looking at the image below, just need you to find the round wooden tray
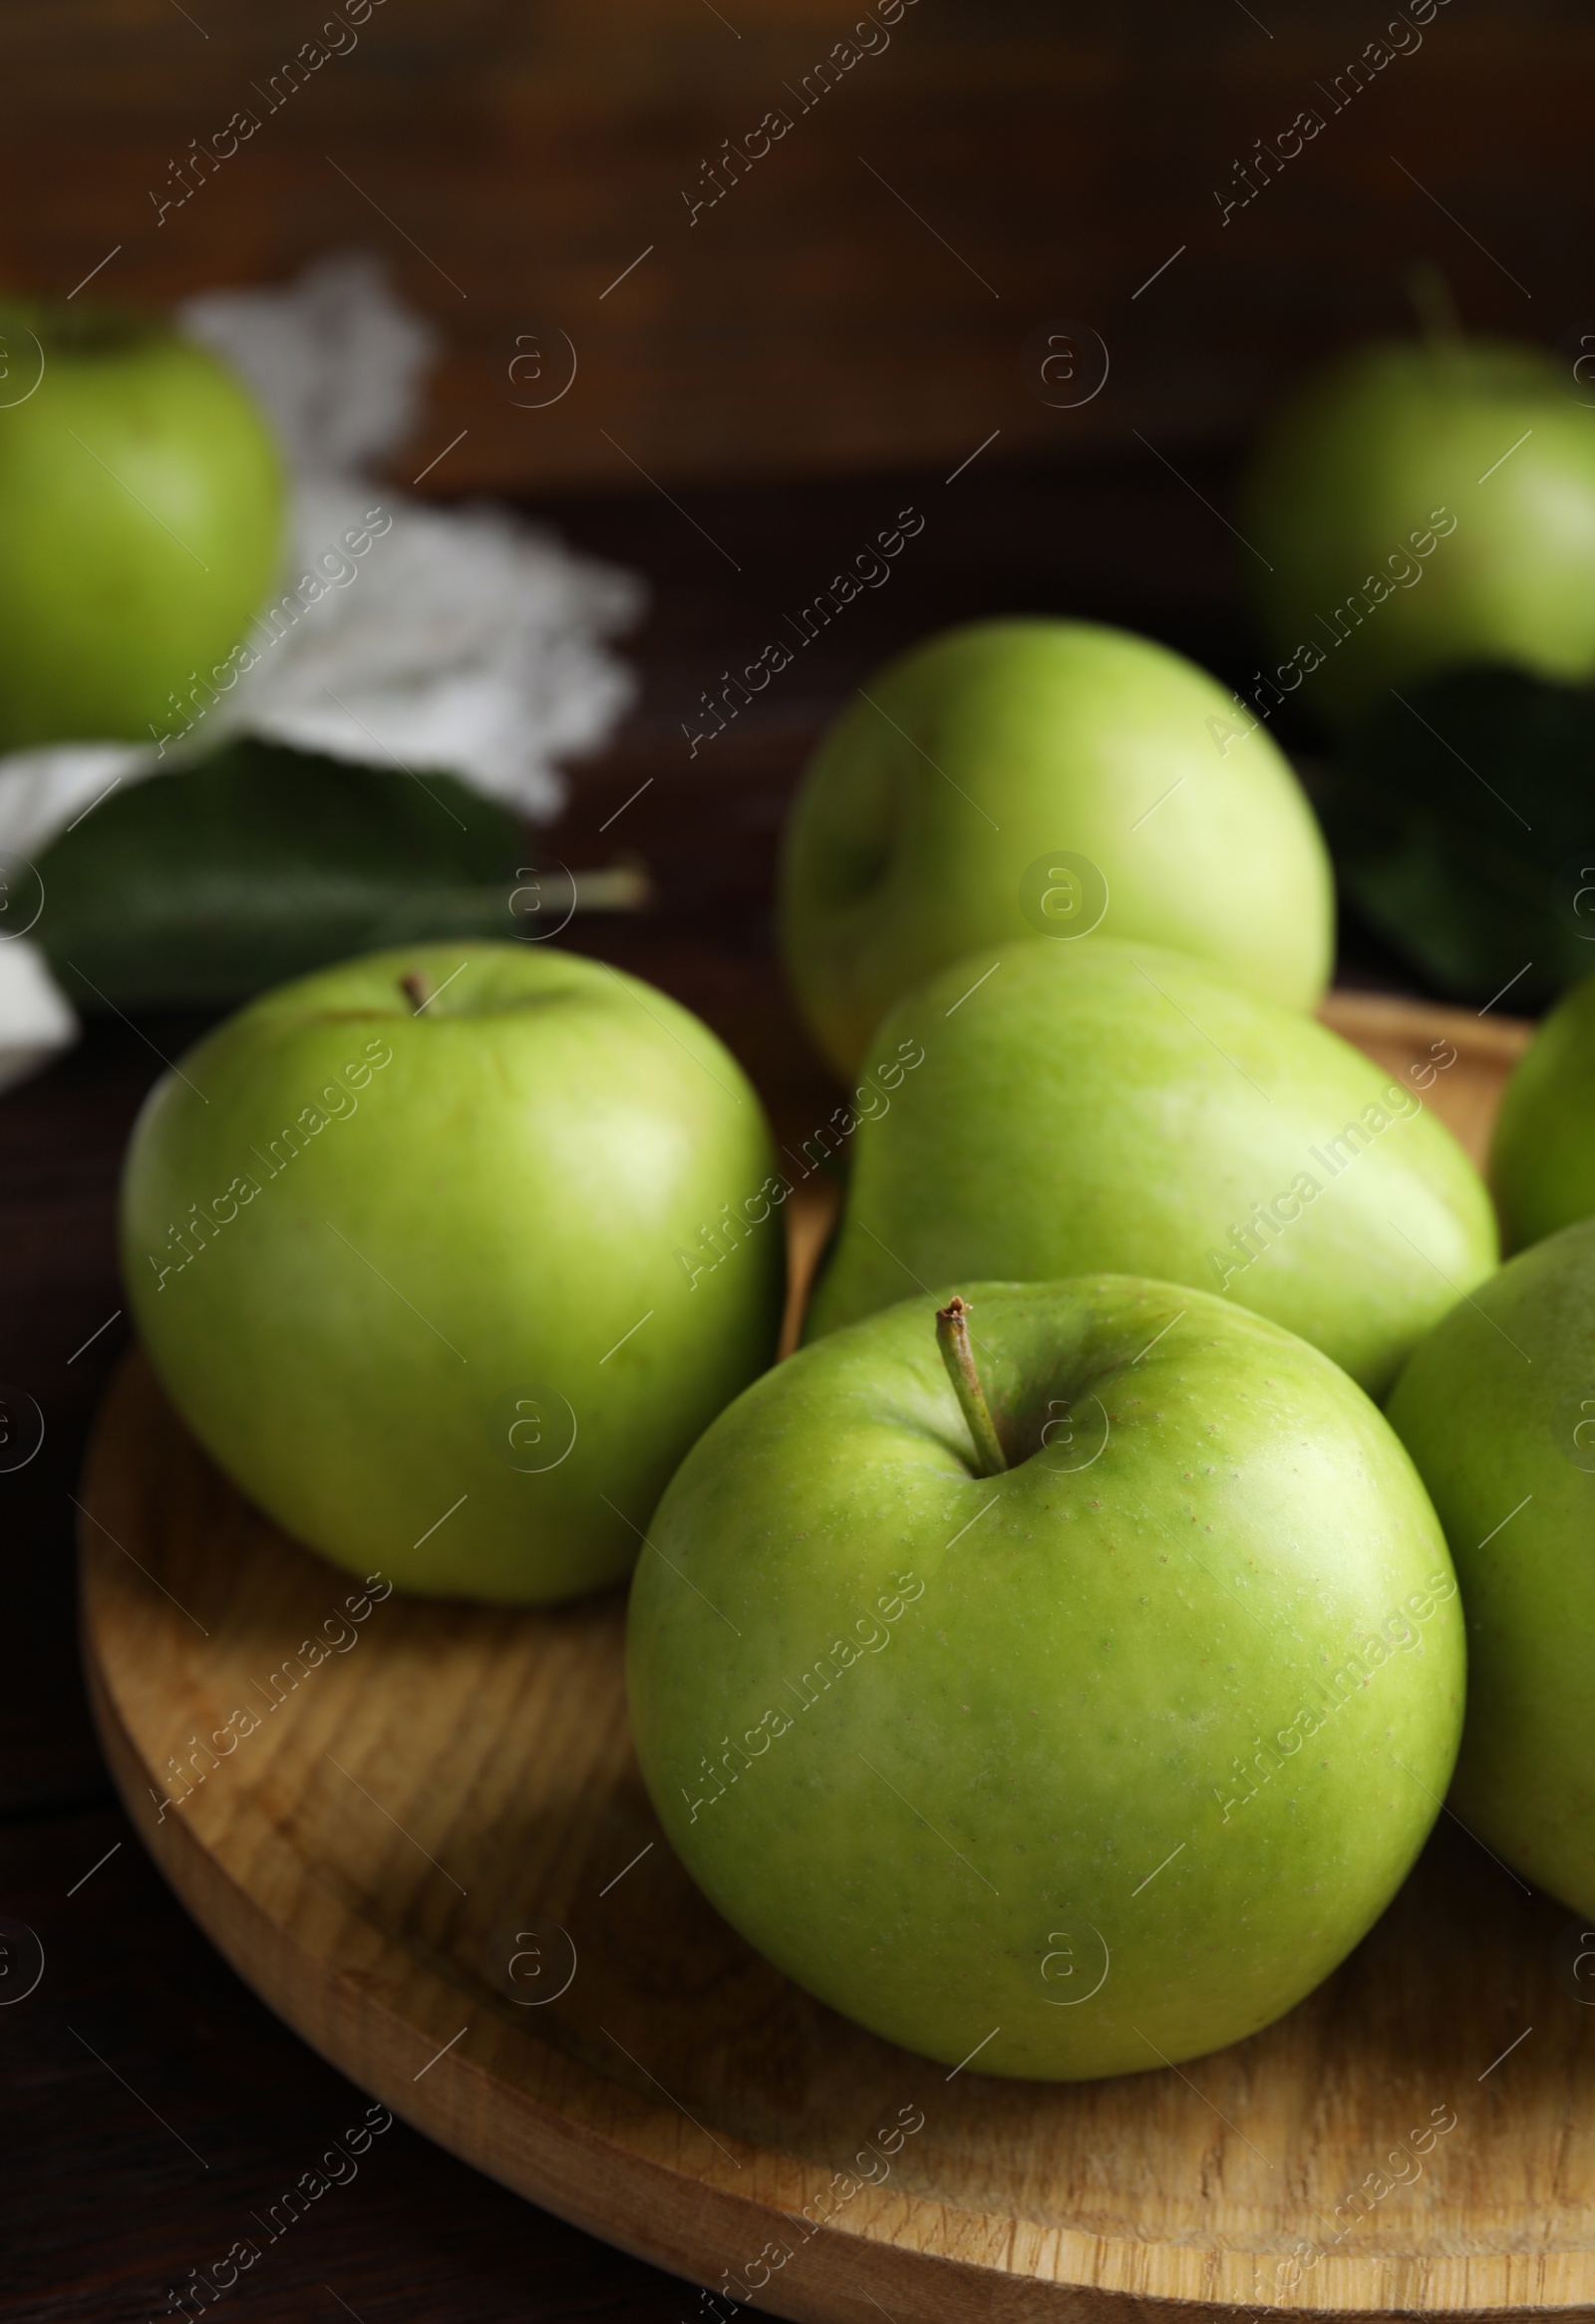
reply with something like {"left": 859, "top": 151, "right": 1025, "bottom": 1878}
{"left": 82, "top": 991, "right": 1595, "bottom": 2324}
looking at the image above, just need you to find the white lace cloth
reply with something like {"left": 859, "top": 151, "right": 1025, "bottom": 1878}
{"left": 0, "top": 253, "right": 644, "bottom": 1090}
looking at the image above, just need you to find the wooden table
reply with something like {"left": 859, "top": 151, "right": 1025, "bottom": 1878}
{"left": 0, "top": 448, "right": 1423, "bottom": 2321}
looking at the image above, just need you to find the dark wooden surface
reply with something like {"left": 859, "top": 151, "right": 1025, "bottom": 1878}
{"left": 2, "top": 0, "right": 1592, "bottom": 493}
{"left": 0, "top": 447, "right": 1414, "bottom": 2321}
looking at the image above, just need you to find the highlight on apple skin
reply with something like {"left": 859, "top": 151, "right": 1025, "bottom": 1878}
{"left": 777, "top": 617, "right": 1334, "bottom": 1081}
{"left": 803, "top": 935, "right": 1496, "bottom": 1397}
{"left": 121, "top": 942, "right": 786, "bottom": 1604}
{"left": 627, "top": 1276, "right": 1464, "bottom": 2080}
{"left": 1387, "top": 1217, "right": 1595, "bottom": 1917}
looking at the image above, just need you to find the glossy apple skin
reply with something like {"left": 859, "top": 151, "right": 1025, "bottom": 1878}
{"left": 628, "top": 1277, "right": 1462, "bottom": 2079}
{"left": 1387, "top": 1221, "right": 1595, "bottom": 1913}
{"left": 778, "top": 618, "right": 1333, "bottom": 1079}
{"left": 1489, "top": 967, "right": 1595, "bottom": 1249}
{"left": 121, "top": 943, "right": 784, "bottom": 1603}
{"left": 0, "top": 304, "right": 283, "bottom": 747}
{"left": 805, "top": 937, "right": 1496, "bottom": 1397}
{"left": 1241, "top": 338, "right": 1595, "bottom": 730}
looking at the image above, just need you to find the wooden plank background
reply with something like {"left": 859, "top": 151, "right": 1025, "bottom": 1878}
{"left": 0, "top": 1, "right": 1590, "bottom": 486}
{"left": 2, "top": 2, "right": 1589, "bottom": 493}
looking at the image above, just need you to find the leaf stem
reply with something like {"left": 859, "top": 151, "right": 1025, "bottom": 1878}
{"left": 935, "top": 1296, "right": 1007, "bottom": 1478}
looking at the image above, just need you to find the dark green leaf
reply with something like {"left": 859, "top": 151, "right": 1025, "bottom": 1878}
{"left": 34, "top": 740, "right": 531, "bottom": 1011}
{"left": 1321, "top": 667, "right": 1595, "bottom": 1007}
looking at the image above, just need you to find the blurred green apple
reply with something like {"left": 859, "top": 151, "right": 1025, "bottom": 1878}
{"left": 805, "top": 937, "right": 1495, "bottom": 1395}
{"left": 1490, "top": 965, "right": 1595, "bottom": 1249}
{"left": 778, "top": 618, "right": 1333, "bottom": 1080}
{"left": 628, "top": 1276, "right": 1463, "bottom": 2079}
{"left": 1241, "top": 337, "right": 1595, "bottom": 730}
{"left": 0, "top": 301, "right": 283, "bottom": 747}
{"left": 122, "top": 943, "right": 784, "bottom": 1603}
{"left": 1387, "top": 1219, "right": 1595, "bottom": 1913}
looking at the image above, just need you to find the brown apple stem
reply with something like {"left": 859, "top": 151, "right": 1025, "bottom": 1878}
{"left": 400, "top": 970, "right": 433, "bottom": 1014}
{"left": 1407, "top": 260, "right": 1460, "bottom": 352}
{"left": 935, "top": 1297, "right": 1007, "bottom": 1478}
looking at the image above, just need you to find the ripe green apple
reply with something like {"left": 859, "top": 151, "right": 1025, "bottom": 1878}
{"left": 121, "top": 943, "right": 784, "bottom": 1603}
{"left": 627, "top": 1276, "right": 1463, "bottom": 2079}
{"left": 778, "top": 618, "right": 1333, "bottom": 1080}
{"left": 805, "top": 937, "right": 1495, "bottom": 1396}
{"left": 1241, "top": 336, "right": 1595, "bottom": 731}
{"left": 1386, "top": 1219, "right": 1595, "bottom": 1913}
{"left": 1489, "top": 965, "right": 1595, "bottom": 1250}
{"left": 0, "top": 301, "right": 283, "bottom": 747}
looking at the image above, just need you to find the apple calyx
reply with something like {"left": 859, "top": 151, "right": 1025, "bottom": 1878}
{"left": 400, "top": 970, "right": 433, "bottom": 1014}
{"left": 935, "top": 1296, "right": 1008, "bottom": 1478}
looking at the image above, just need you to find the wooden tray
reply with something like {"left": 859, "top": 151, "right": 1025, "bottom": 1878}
{"left": 82, "top": 990, "right": 1592, "bottom": 2324}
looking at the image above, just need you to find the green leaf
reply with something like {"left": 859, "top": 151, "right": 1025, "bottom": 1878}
{"left": 34, "top": 740, "right": 531, "bottom": 1011}
{"left": 1321, "top": 667, "right": 1595, "bottom": 1008}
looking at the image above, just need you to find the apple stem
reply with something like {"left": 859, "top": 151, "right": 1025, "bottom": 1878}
{"left": 400, "top": 971, "right": 433, "bottom": 1014}
{"left": 1408, "top": 260, "right": 1461, "bottom": 353}
{"left": 935, "top": 1297, "right": 1007, "bottom": 1478}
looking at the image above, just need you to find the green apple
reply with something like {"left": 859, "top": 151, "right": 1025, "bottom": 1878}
{"left": 1387, "top": 1218, "right": 1595, "bottom": 1913}
{"left": 805, "top": 937, "right": 1495, "bottom": 1396}
{"left": 1241, "top": 336, "right": 1595, "bottom": 731}
{"left": 121, "top": 942, "right": 784, "bottom": 1603}
{"left": 0, "top": 301, "right": 283, "bottom": 747}
{"left": 627, "top": 1276, "right": 1463, "bottom": 2079}
{"left": 1489, "top": 965, "right": 1595, "bottom": 1249}
{"left": 778, "top": 618, "right": 1333, "bottom": 1080}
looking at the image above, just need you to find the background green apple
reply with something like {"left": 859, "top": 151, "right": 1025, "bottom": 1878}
{"left": 805, "top": 937, "right": 1495, "bottom": 1395}
{"left": 1489, "top": 964, "right": 1595, "bottom": 1249}
{"left": 778, "top": 618, "right": 1334, "bottom": 1080}
{"left": 1387, "top": 1219, "right": 1595, "bottom": 1914}
{"left": 0, "top": 301, "right": 283, "bottom": 747}
{"left": 628, "top": 1277, "right": 1463, "bottom": 2079}
{"left": 1241, "top": 336, "right": 1595, "bottom": 731}
{"left": 122, "top": 942, "right": 784, "bottom": 1603}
